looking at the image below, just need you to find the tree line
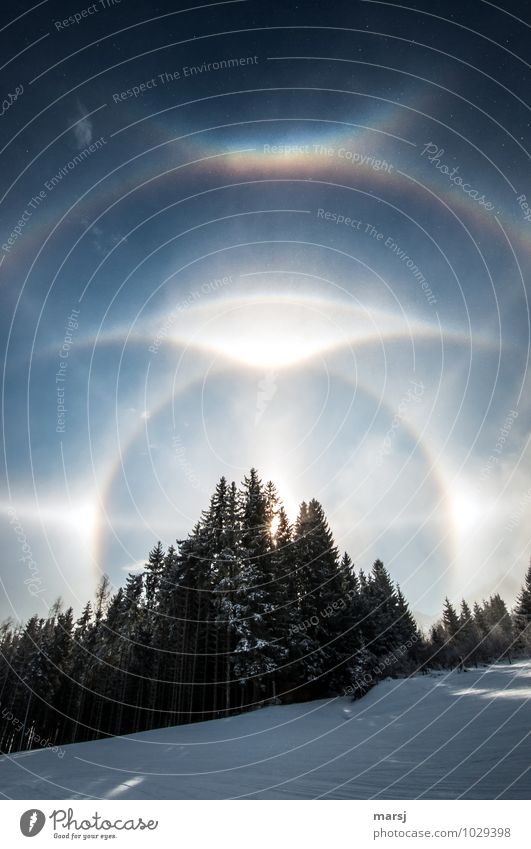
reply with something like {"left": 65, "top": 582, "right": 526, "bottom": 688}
{"left": 1, "top": 469, "right": 530, "bottom": 754}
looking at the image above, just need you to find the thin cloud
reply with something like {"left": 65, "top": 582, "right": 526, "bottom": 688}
{"left": 72, "top": 102, "right": 93, "bottom": 149}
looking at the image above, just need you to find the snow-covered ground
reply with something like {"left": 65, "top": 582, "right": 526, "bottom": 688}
{"left": 1, "top": 661, "right": 529, "bottom": 800}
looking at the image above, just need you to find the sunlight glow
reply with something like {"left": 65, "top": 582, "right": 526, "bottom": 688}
{"left": 66, "top": 502, "right": 98, "bottom": 541}
{"left": 170, "top": 297, "right": 359, "bottom": 370}
{"left": 451, "top": 491, "right": 483, "bottom": 535}
{"left": 188, "top": 301, "right": 348, "bottom": 369}
{"left": 0, "top": 500, "right": 98, "bottom": 545}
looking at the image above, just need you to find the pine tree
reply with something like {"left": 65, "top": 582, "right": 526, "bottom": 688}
{"left": 66, "top": 601, "right": 93, "bottom": 742}
{"left": 485, "top": 594, "right": 514, "bottom": 661}
{"left": 513, "top": 561, "right": 531, "bottom": 653}
{"left": 473, "top": 601, "right": 489, "bottom": 635}
{"left": 442, "top": 598, "right": 460, "bottom": 639}
{"left": 267, "top": 506, "right": 299, "bottom": 700}
{"left": 290, "top": 499, "right": 347, "bottom": 694}
{"left": 395, "top": 586, "right": 420, "bottom": 648}
{"left": 174, "top": 524, "right": 213, "bottom": 723}
{"left": 9, "top": 615, "right": 43, "bottom": 751}
{"left": 45, "top": 605, "right": 75, "bottom": 745}
{"left": 0, "top": 620, "right": 18, "bottom": 752}
{"left": 76, "top": 579, "right": 110, "bottom": 742}
{"left": 145, "top": 541, "right": 165, "bottom": 612}
{"left": 229, "top": 470, "right": 286, "bottom": 706}
{"left": 331, "top": 553, "right": 372, "bottom": 692}
{"left": 428, "top": 622, "right": 448, "bottom": 668}
{"left": 364, "top": 560, "right": 401, "bottom": 660}
{"left": 458, "top": 600, "right": 480, "bottom": 667}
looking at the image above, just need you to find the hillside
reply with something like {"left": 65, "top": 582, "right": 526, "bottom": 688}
{"left": 1, "top": 661, "right": 529, "bottom": 800}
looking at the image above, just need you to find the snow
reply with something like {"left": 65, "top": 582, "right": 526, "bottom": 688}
{"left": 1, "top": 661, "right": 529, "bottom": 800}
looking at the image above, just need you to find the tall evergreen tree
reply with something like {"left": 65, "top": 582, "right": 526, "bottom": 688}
{"left": 485, "top": 594, "right": 514, "bottom": 661}
{"left": 458, "top": 600, "right": 480, "bottom": 667}
{"left": 514, "top": 561, "right": 531, "bottom": 652}
{"left": 290, "top": 499, "right": 347, "bottom": 694}
{"left": 229, "top": 470, "right": 286, "bottom": 705}
{"left": 364, "top": 560, "right": 401, "bottom": 659}
{"left": 442, "top": 598, "right": 460, "bottom": 640}
{"left": 145, "top": 541, "right": 165, "bottom": 612}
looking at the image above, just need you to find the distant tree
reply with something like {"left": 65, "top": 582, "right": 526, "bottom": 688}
{"left": 513, "top": 562, "right": 531, "bottom": 654}
{"left": 458, "top": 600, "right": 480, "bottom": 667}
{"left": 427, "top": 622, "right": 449, "bottom": 668}
{"left": 484, "top": 594, "right": 514, "bottom": 661}
{"left": 442, "top": 598, "right": 460, "bottom": 640}
{"left": 395, "top": 586, "right": 421, "bottom": 649}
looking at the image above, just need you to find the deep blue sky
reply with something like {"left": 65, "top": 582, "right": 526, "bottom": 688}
{"left": 1, "top": 0, "right": 530, "bottom": 624}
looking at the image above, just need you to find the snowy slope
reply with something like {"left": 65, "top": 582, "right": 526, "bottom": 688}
{"left": 1, "top": 661, "right": 530, "bottom": 800}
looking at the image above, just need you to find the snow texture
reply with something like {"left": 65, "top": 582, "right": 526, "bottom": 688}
{"left": 1, "top": 661, "right": 529, "bottom": 800}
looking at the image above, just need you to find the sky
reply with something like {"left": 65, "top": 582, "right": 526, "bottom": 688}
{"left": 0, "top": 0, "right": 530, "bottom": 626}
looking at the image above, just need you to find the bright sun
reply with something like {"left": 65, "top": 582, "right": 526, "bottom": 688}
{"left": 172, "top": 297, "right": 353, "bottom": 369}
{"left": 66, "top": 502, "right": 97, "bottom": 539}
{"left": 451, "top": 491, "right": 483, "bottom": 535}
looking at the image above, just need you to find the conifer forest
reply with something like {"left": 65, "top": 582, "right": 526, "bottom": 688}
{"left": 2, "top": 469, "right": 530, "bottom": 756}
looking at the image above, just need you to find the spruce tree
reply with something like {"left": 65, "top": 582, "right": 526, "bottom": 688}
{"left": 514, "top": 562, "right": 531, "bottom": 653}
{"left": 291, "top": 499, "right": 346, "bottom": 693}
{"left": 395, "top": 586, "right": 420, "bottom": 647}
{"left": 364, "top": 560, "right": 401, "bottom": 660}
{"left": 230, "top": 470, "right": 285, "bottom": 705}
{"left": 332, "top": 553, "right": 372, "bottom": 692}
{"left": 458, "top": 600, "right": 480, "bottom": 667}
{"left": 485, "top": 594, "right": 514, "bottom": 661}
{"left": 145, "top": 541, "right": 165, "bottom": 612}
{"left": 268, "top": 506, "right": 299, "bottom": 699}
{"left": 442, "top": 598, "right": 460, "bottom": 639}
